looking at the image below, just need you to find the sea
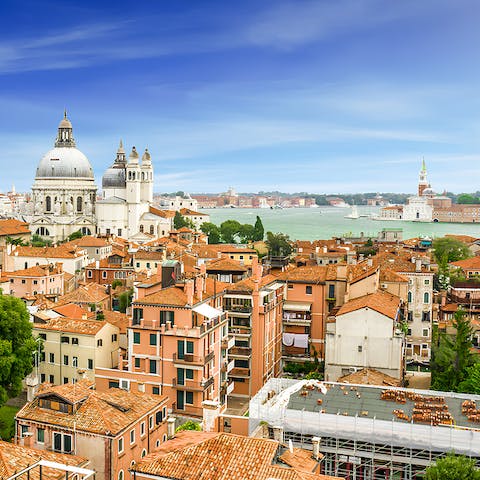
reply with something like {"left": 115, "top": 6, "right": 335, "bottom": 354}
{"left": 202, "top": 206, "right": 480, "bottom": 241}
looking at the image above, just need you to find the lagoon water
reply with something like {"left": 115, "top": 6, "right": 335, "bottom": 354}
{"left": 203, "top": 206, "right": 480, "bottom": 241}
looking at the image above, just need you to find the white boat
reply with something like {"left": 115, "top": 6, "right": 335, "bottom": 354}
{"left": 344, "top": 205, "right": 359, "bottom": 219}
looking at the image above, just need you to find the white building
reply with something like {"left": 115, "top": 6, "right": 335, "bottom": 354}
{"left": 97, "top": 142, "right": 170, "bottom": 240}
{"left": 23, "top": 113, "right": 97, "bottom": 243}
{"left": 325, "top": 290, "right": 404, "bottom": 381}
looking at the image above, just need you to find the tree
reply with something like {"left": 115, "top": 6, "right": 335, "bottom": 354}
{"left": 67, "top": 230, "right": 83, "bottom": 241}
{"left": 433, "top": 237, "right": 471, "bottom": 265}
{"left": 200, "top": 222, "right": 221, "bottom": 244}
{"left": 220, "top": 220, "right": 241, "bottom": 243}
{"left": 5, "top": 236, "right": 25, "bottom": 246}
{"left": 239, "top": 224, "right": 255, "bottom": 243}
{"left": 424, "top": 452, "right": 480, "bottom": 479}
{"left": 253, "top": 216, "right": 264, "bottom": 241}
{"left": 458, "top": 363, "right": 480, "bottom": 394}
{"left": 30, "top": 234, "right": 52, "bottom": 247}
{"left": 265, "top": 231, "right": 292, "bottom": 257}
{"left": 175, "top": 419, "right": 201, "bottom": 432}
{"left": 457, "top": 193, "right": 480, "bottom": 205}
{"left": 111, "top": 279, "right": 123, "bottom": 289}
{"left": 0, "top": 293, "right": 37, "bottom": 406}
{"left": 431, "top": 309, "right": 476, "bottom": 392}
{"left": 173, "top": 212, "right": 193, "bottom": 230}
{"left": 118, "top": 289, "right": 133, "bottom": 313}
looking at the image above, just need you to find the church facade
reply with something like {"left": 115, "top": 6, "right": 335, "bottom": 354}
{"left": 23, "top": 113, "right": 97, "bottom": 243}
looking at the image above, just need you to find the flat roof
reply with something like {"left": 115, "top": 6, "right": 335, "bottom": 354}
{"left": 287, "top": 383, "right": 479, "bottom": 429}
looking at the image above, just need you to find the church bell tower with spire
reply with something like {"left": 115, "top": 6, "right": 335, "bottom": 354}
{"left": 418, "top": 158, "right": 429, "bottom": 196}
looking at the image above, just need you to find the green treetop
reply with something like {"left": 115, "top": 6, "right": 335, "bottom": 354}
{"left": 424, "top": 452, "right": 480, "bottom": 479}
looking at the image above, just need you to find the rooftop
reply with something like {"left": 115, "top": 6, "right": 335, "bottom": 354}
{"left": 0, "top": 219, "right": 31, "bottom": 236}
{"left": 336, "top": 290, "right": 401, "bottom": 319}
{"left": 33, "top": 316, "right": 109, "bottom": 335}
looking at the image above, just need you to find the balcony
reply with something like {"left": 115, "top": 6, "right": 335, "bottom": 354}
{"left": 221, "top": 337, "right": 235, "bottom": 350}
{"left": 173, "top": 353, "right": 208, "bottom": 366}
{"left": 230, "top": 367, "right": 250, "bottom": 378}
{"left": 172, "top": 376, "right": 214, "bottom": 391}
{"left": 221, "top": 359, "right": 235, "bottom": 373}
{"left": 450, "top": 294, "right": 480, "bottom": 305}
{"left": 228, "top": 346, "right": 251, "bottom": 358}
{"left": 171, "top": 402, "right": 203, "bottom": 417}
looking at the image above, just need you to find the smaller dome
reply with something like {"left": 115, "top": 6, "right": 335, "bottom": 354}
{"left": 142, "top": 148, "right": 151, "bottom": 162}
{"left": 59, "top": 117, "right": 72, "bottom": 129}
{"left": 422, "top": 187, "right": 435, "bottom": 195}
{"left": 129, "top": 146, "right": 139, "bottom": 164}
{"left": 102, "top": 167, "right": 126, "bottom": 189}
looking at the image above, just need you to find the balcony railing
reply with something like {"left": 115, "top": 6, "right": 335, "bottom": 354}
{"left": 221, "top": 359, "right": 235, "bottom": 373}
{"left": 228, "top": 346, "right": 251, "bottom": 357}
{"left": 450, "top": 294, "right": 480, "bottom": 305}
{"left": 171, "top": 402, "right": 203, "bottom": 417}
{"left": 173, "top": 353, "right": 206, "bottom": 366}
{"left": 172, "top": 376, "right": 214, "bottom": 391}
{"left": 230, "top": 367, "right": 250, "bottom": 377}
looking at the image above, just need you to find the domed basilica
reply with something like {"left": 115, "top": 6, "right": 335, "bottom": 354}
{"left": 25, "top": 112, "right": 97, "bottom": 242}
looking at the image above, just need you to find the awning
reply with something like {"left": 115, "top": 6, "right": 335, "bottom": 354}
{"left": 283, "top": 301, "right": 312, "bottom": 312}
{"left": 193, "top": 303, "right": 223, "bottom": 319}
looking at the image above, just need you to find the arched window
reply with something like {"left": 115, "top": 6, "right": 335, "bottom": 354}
{"left": 81, "top": 227, "right": 91, "bottom": 235}
{"left": 407, "top": 291, "right": 412, "bottom": 303}
{"left": 46, "top": 196, "right": 51, "bottom": 212}
{"left": 35, "top": 227, "right": 50, "bottom": 237}
{"left": 150, "top": 225, "right": 154, "bottom": 235}
{"left": 139, "top": 225, "right": 144, "bottom": 233}
{"left": 141, "top": 449, "right": 147, "bottom": 458}
{"left": 128, "top": 171, "right": 132, "bottom": 180}
{"left": 118, "top": 470, "right": 124, "bottom": 480}
{"left": 77, "top": 197, "right": 82, "bottom": 212}
{"left": 141, "top": 172, "right": 145, "bottom": 181}
{"left": 424, "top": 292, "right": 429, "bottom": 304}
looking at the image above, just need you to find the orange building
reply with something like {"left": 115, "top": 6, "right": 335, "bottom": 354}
{"left": 6, "top": 263, "right": 64, "bottom": 299}
{"left": 96, "top": 273, "right": 229, "bottom": 423}
{"left": 16, "top": 380, "right": 168, "bottom": 480}
{"left": 224, "top": 262, "right": 285, "bottom": 399}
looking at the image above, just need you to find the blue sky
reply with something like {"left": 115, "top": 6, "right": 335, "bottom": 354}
{"left": 1, "top": 0, "right": 480, "bottom": 194}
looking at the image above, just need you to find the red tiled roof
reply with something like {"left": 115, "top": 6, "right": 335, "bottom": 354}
{"left": 0, "top": 219, "right": 31, "bottom": 236}
{"left": 12, "top": 245, "right": 85, "bottom": 259}
{"left": 337, "top": 291, "right": 401, "bottom": 319}
{"left": 451, "top": 256, "right": 480, "bottom": 270}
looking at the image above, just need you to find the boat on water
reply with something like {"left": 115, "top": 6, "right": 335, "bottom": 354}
{"left": 344, "top": 205, "right": 359, "bottom": 219}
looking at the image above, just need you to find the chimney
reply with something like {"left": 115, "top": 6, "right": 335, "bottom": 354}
{"left": 56, "top": 262, "right": 63, "bottom": 272}
{"left": 167, "top": 417, "right": 176, "bottom": 439}
{"left": 23, "top": 432, "right": 33, "bottom": 448}
{"left": 185, "top": 280, "right": 194, "bottom": 305}
{"left": 195, "top": 275, "right": 204, "bottom": 302}
{"left": 323, "top": 246, "right": 327, "bottom": 253}
{"left": 312, "top": 436, "right": 321, "bottom": 460}
{"left": 367, "top": 257, "right": 373, "bottom": 267}
{"left": 415, "top": 258, "right": 422, "bottom": 272}
{"left": 25, "top": 374, "right": 39, "bottom": 402}
{"left": 200, "top": 263, "right": 207, "bottom": 277}
{"left": 95, "top": 260, "right": 100, "bottom": 270}
{"left": 272, "top": 425, "right": 284, "bottom": 443}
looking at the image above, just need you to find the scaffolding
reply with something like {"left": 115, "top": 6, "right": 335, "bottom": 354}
{"left": 250, "top": 378, "right": 480, "bottom": 480}
{"left": 7, "top": 460, "right": 95, "bottom": 480}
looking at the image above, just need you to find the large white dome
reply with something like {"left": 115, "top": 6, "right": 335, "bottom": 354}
{"left": 35, "top": 146, "right": 94, "bottom": 179}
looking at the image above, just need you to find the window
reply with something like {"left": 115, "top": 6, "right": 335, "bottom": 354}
{"left": 146, "top": 262, "right": 150, "bottom": 269}
{"left": 149, "top": 359, "right": 157, "bottom": 374}
{"left": 328, "top": 284, "right": 335, "bottom": 298}
{"left": 186, "top": 369, "right": 194, "bottom": 380}
{"left": 422, "top": 328, "right": 430, "bottom": 337}
{"left": 407, "top": 291, "right": 412, "bottom": 303}
{"left": 149, "top": 415, "right": 154, "bottom": 430}
{"left": 152, "top": 386, "right": 160, "bottom": 395}
{"left": 63, "top": 355, "right": 69, "bottom": 366}
{"left": 141, "top": 448, "right": 147, "bottom": 458}
{"left": 53, "top": 432, "right": 72, "bottom": 453}
{"left": 118, "top": 437, "right": 124, "bottom": 454}
{"left": 61, "top": 336, "right": 69, "bottom": 344}
{"left": 160, "top": 310, "right": 175, "bottom": 325}
{"left": 422, "top": 311, "right": 430, "bottom": 322}
{"left": 133, "top": 332, "right": 141, "bottom": 344}
{"left": 135, "top": 358, "right": 140, "bottom": 368}
{"left": 109, "top": 380, "right": 120, "bottom": 388}
{"left": 87, "top": 270, "right": 93, "bottom": 278}
{"left": 130, "top": 429, "right": 135, "bottom": 445}
{"left": 49, "top": 353, "right": 55, "bottom": 363}
{"left": 46, "top": 196, "right": 52, "bottom": 212}
{"left": 97, "top": 339, "right": 103, "bottom": 347}
{"left": 102, "top": 271, "right": 107, "bottom": 279}
{"left": 76, "top": 196, "right": 82, "bottom": 212}
{"left": 41, "top": 373, "right": 46, "bottom": 383}
{"left": 63, "top": 377, "right": 68, "bottom": 384}
{"left": 424, "top": 279, "right": 430, "bottom": 285}
{"left": 306, "top": 285, "right": 312, "bottom": 295}
{"left": 407, "top": 328, "right": 412, "bottom": 336}
{"left": 37, "top": 428, "right": 45, "bottom": 443}
{"left": 136, "top": 262, "right": 140, "bottom": 268}
{"left": 21, "top": 279, "right": 26, "bottom": 284}
{"left": 288, "top": 284, "right": 293, "bottom": 289}
{"left": 187, "top": 341, "right": 194, "bottom": 354}
{"left": 140, "top": 225, "right": 144, "bottom": 233}
{"left": 39, "top": 333, "right": 47, "bottom": 340}
{"left": 49, "top": 375, "right": 54, "bottom": 383}
{"left": 21, "top": 425, "right": 29, "bottom": 437}
{"left": 358, "top": 345, "right": 363, "bottom": 352}
{"left": 87, "top": 359, "right": 93, "bottom": 370}
{"left": 156, "top": 410, "right": 163, "bottom": 424}
{"left": 150, "top": 333, "right": 157, "bottom": 346}
{"left": 72, "top": 356, "right": 78, "bottom": 367}
{"left": 423, "top": 292, "right": 430, "bottom": 304}
{"left": 185, "top": 391, "right": 194, "bottom": 404}
{"left": 141, "top": 422, "right": 146, "bottom": 436}
{"left": 118, "top": 471, "right": 124, "bottom": 480}
{"left": 133, "top": 308, "right": 143, "bottom": 325}
{"left": 112, "top": 334, "right": 117, "bottom": 342}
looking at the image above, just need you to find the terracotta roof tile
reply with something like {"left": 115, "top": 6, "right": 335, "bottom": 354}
{"left": 34, "top": 317, "right": 108, "bottom": 335}
{"left": 451, "top": 256, "right": 480, "bottom": 270}
{"left": 17, "top": 386, "right": 167, "bottom": 436}
{"left": 57, "top": 283, "right": 109, "bottom": 305}
{"left": 206, "top": 257, "right": 248, "bottom": 272}
{"left": 336, "top": 291, "right": 401, "bottom": 319}
{"left": 0, "top": 219, "right": 31, "bottom": 236}
{"left": 6, "top": 264, "right": 63, "bottom": 277}
{"left": 52, "top": 303, "right": 93, "bottom": 319}
{"left": 279, "top": 265, "right": 339, "bottom": 283}
{"left": 66, "top": 236, "right": 110, "bottom": 247}
{"left": 133, "top": 432, "right": 342, "bottom": 480}
{"left": 12, "top": 245, "right": 85, "bottom": 259}
{"left": 226, "top": 274, "right": 279, "bottom": 293}
{"left": 338, "top": 368, "right": 400, "bottom": 387}
{"left": 0, "top": 440, "right": 88, "bottom": 480}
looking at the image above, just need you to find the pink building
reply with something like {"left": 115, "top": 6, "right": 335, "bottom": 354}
{"left": 7, "top": 263, "right": 64, "bottom": 299}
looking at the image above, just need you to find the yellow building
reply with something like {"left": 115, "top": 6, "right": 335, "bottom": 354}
{"left": 34, "top": 317, "right": 119, "bottom": 385}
